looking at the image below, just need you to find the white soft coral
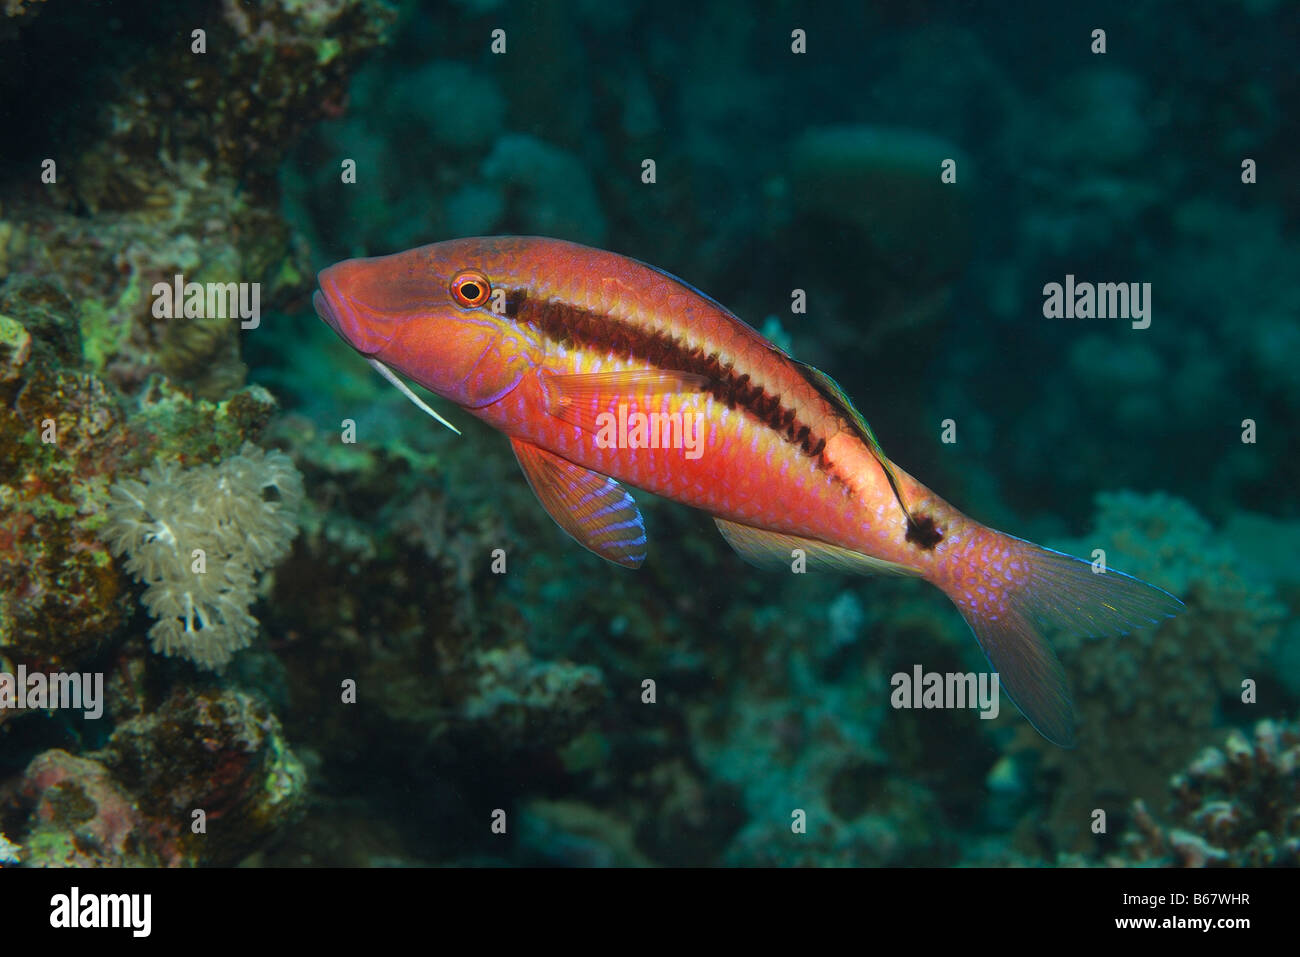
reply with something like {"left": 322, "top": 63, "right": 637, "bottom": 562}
{"left": 0, "top": 831, "right": 19, "bottom": 866}
{"left": 104, "top": 444, "right": 303, "bottom": 670}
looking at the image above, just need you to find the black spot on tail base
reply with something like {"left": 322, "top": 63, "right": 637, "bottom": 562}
{"left": 906, "top": 513, "right": 943, "bottom": 550}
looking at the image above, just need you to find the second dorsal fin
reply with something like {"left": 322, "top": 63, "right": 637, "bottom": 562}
{"left": 792, "top": 359, "right": 921, "bottom": 533}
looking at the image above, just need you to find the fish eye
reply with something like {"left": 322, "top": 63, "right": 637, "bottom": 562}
{"left": 450, "top": 270, "right": 491, "bottom": 308}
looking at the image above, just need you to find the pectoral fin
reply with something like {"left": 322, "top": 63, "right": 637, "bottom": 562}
{"left": 714, "top": 518, "right": 918, "bottom": 577}
{"left": 512, "top": 438, "right": 648, "bottom": 568}
{"left": 543, "top": 369, "right": 710, "bottom": 434}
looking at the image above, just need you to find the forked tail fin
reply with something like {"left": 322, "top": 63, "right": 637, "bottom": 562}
{"left": 942, "top": 530, "right": 1183, "bottom": 747}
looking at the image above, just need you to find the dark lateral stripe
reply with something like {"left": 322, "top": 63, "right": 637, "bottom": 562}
{"left": 506, "top": 288, "right": 831, "bottom": 462}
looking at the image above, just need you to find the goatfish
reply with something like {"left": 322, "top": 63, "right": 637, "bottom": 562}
{"left": 314, "top": 236, "right": 1182, "bottom": 746}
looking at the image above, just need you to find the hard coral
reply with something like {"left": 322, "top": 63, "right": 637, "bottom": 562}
{"left": 105, "top": 444, "right": 303, "bottom": 670}
{"left": 1116, "top": 718, "right": 1300, "bottom": 866}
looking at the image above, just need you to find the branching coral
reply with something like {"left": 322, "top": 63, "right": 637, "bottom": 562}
{"left": 105, "top": 444, "right": 303, "bottom": 670}
{"left": 1115, "top": 718, "right": 1300, "bottom": 866}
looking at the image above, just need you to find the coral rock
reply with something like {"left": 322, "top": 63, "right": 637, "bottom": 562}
{"left": 7, "top": 749, "right": 158, "bottom": 867}
{"left": 95, "top": 687, "right": 307, "bottom": 867}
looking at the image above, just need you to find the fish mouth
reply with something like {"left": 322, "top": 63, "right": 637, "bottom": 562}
{"left": 313, "top": 275, "right": 392, "bottom": 355}
{"left": 312, "top": 289, "right": 341, "bottom": 335}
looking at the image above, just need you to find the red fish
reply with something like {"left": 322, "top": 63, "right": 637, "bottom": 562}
{"left": 314, "top": 236, "right": 1181, "bottom": 746}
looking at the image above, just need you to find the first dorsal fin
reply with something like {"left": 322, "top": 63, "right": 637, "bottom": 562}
{"left": 792, "top": 359, "right": 921, "bottom": 533}
{"left": 714, "top": 518, "right": 918, "bottom": 577}
{"left": 511, "top": 438, "right": 648, "bottom": 568}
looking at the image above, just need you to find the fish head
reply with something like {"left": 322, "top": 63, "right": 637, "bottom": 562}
{"left": 314, "top": 240, "right": 532, "bottom": 408}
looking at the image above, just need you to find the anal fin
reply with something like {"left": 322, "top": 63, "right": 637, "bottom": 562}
{"left": 512, "top": 438, "right": 648, "bottom": 568}
{"left": 714, "top": 518, "right": 918, "bottom": 577}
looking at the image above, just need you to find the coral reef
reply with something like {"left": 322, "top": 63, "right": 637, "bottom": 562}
{"left": 1, "top": 688, "right": 306, "bottom": 866}
{"left": 518, "top": 799, "right": 655, "bottom": 867}
{"left": 96, "top": 686, "right": 307, "bottom": 866}
{"left": 0, "top": 286, "right": 130, "bottom": 668}
{"left": 0, "top": 287, "right": 281, "bottom": 670}
{"left": 1028, "top": 492, "right": 1284, "bottom": 851}
{"left": 105, "top": 445, "right": 304, "bottom": 670}
{"left": 0, "top": 0, "right": 396, "bottom": 401}
{"left": 4, "top": 749, "right": 158, "bottom": 867}
{"left": 1114, "top": 719, "right": 1299, "bottom": 867}
{"left": 0, "top": 0, "right": 385, "bottom": 868}
{"left": 3, "top": 0, "right": 396, "bottom": 206}
{"left": 260, "top": 428, "right": 611, "bottom": 765}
